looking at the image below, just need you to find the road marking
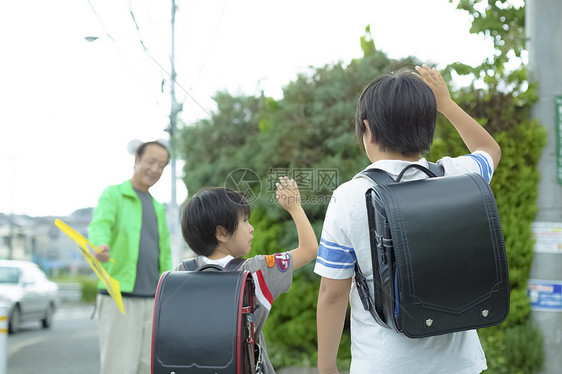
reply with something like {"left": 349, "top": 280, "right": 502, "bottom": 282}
{"left": 8, "top": 336, "right": 48, "bottom": 358}
{"left": 54, "top": 305, "right": 95, "bottom": 321}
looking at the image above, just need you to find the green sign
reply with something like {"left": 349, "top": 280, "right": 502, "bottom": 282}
{"left": 557, "top": 96, "right": 562, "bottom": 185}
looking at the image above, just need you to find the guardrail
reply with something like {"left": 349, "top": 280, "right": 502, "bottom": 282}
{"left": 55, "top": 282, "right": 82, "bottom": 302}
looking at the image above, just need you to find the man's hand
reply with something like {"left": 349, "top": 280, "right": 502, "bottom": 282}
{"left": 93, "top": 244, "right": 110, "bottom": 263}
{"left": 276, "top": 176, "right": 301, "bottom": 213}
{"left": 415, "top": 64, "right": 453, "bottom": 113}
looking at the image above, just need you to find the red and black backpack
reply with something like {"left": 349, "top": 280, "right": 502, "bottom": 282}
{"left": 151, "top": 258, "right": 260, "bottom": 373}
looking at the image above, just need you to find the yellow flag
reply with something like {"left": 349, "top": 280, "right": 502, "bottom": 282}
{"left": 54, "top": 219, "right": 125, "bottom": 314}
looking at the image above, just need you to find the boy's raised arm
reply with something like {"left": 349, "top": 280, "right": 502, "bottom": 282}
{"left": 415, "top": 64, "right": 501, "bottom": 169}
{"left": 276, "top": 176, "right": 319, "bottom": 269}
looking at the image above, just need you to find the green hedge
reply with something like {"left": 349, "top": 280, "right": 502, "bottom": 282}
{"left": 80, "top": 279, "right": 98, "bottom": 303}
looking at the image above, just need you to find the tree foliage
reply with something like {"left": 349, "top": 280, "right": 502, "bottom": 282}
{"left": 176, "top": 2, "right": 546, "bottom": 371}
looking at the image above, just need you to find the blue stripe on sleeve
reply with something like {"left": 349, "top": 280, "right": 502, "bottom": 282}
{"left": 317, "top": 238, "right": 356, "bottom": 270}
{"left": 320, "top": 238, "right": 353, "bottom": 251}
{"left": 465, "top": 153, "right": 492, "bottom": 183}
{"left": 316, "top": 257, "right": 355, "bottom": 270}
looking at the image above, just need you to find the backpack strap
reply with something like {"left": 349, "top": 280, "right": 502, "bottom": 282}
{"left": 427, "top": 162, "right": 445, "bottom": 177}
{"left": 357, "top": 188, "right": 388, "bottom": 326}
{"left": 396, "top": 162, "right": 444, "bottom": 182}
{"left": 361, "top": 168, "right": 396, "bottom": 185}
{"left": 363, "top": 162, "right": 444, "bottom": 185}
{"left": 357, "top": 161, "right": 444, "bottom": 327}
{"left": 224, "top": 258, "right": 247, "bottom": 271}
{"left": 181, "top": 258, "right": 199, "bottom": 271}
{"left": 182, "top": 257, "right": 247, "bottom": 271}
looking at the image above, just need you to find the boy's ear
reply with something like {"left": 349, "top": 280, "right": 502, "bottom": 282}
{"left": 215, "top": 226, "right": 229, "bottom": 243}
{"left": 363, "top": 119, "right": 374, "bottom": 144}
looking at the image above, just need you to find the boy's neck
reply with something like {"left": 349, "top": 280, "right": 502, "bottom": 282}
{"left": 207, "top": 252, "right": 232, "bottom": 261}
{"left": 207, "top": 244, "right": 236, "bottom": 260}
{"left": 366, "top": 144, "right": 420, "bottom": 163}
{"left": 206, "top": 254, "right": 233, "bottom": 261}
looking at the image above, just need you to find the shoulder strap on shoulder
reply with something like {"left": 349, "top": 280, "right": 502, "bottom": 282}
{"left": 363, "top": 163, "right": 443, "bottom": 185}
{"left": 182, "top": 258, "right": 199, "bottom": 271}
{"left": 182, "top": 257, "right": 246, "bottom": 271}
{"left": 361, "top": 168, "right": 396, "bottom": 185}
{"left": 427, "top": 162, "right": 445, "bottom": 177}
{"left": 225, "top": 258, "right": 247, "bottom": 271}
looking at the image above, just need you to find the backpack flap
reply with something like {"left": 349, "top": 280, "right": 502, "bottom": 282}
{"left": 152, "top": 269, "right": 255, "bottom": 373}
{"left": 373, "top": 173, "right": 509, "bottom": 338}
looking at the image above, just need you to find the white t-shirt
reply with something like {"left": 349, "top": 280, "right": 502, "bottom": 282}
{"left": 314, "top": 151, "right": 494, "bottom": 374}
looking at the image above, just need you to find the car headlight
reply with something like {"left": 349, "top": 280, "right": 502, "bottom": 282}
{"left": 0, "top": 295, "right": 12, "bottom": 309}
{"left": 0, "top": 293, "right": 14, "bottom": 302}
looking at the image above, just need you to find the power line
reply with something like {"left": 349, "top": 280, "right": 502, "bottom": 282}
{"left": 125, "top": 0, "right": 246, "bottom": 151}
{"left": 188, "top": 0, "right": 229, "bottom": 92}
{"left": 85, "top": 0, "right": 248, "bottom": 153}
{"left": 84, "top": 0, "right": 168, "bottom": 120}
{"left": 85, "top": 0, "right": 115, "bottom": 41}
{"left": 140, "top": 45, "right": 246, "bottom": 150}
{"left": 128, "top": 0, "right": 148, "bottom": 52}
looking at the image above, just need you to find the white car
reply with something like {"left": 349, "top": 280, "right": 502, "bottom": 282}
{"left": 0, "top": 259, "right": 59, "bottom": 334}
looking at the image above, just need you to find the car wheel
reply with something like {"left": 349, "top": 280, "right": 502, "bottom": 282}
{"left": 8, "top": 305, "right": 21, "bottom": 334}
{"left": 42, "top": 303, "right": 55, "bottom": 329}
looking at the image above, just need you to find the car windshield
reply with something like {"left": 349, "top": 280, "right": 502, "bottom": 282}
{"left": 0, "top": 266, "right": 21, "bottom": 284}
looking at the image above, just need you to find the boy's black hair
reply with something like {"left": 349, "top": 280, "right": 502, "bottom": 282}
{"left": 180, "top": 187, "right": 251, "bottom": 257}
{"left": 355, "top": 67, "right": 437, "bottom": 155}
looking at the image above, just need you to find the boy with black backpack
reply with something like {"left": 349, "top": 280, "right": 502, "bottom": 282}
{"left": 176, "top": 176, "right": 318, "bottom": 373}
{"left": 315, "top": 65, "right": 501, "bottom": 374}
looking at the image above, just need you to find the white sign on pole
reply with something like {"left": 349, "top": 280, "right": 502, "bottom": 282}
{"left": 532, "top": 221, "right": 562, "bottom": 254}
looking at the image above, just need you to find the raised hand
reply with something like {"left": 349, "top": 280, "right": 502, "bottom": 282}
{"left": 276, "top": 176, "right": 301, "bottom": 213}
{"left": 415, "top": 64, "right": 453, "bottom": 113}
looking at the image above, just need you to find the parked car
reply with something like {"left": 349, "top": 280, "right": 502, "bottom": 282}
{"left": 0, "top": 260, "right": 59, "bottom": 334}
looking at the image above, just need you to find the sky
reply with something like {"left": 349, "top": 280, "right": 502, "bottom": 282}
{"left": 0, "top": 0, "right": 500, "bottom": 217}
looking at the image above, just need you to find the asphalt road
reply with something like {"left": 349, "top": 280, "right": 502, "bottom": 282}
{"left": 4, "top": 302, "right": 324, "bottom": 374}
{"left": 6, "top": 302, "right": 99, "bottom": 374}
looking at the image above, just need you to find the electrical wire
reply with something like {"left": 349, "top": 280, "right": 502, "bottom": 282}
{"left": 188, "top": 0, "right": 229, "bottom": 92}
{"left": 84, "top": 0, "right": 168, "bottom": 124}
{"left": 86, "top": 0, "right": 246, "bottom": 151}
{"left": 128, "top": 0, "right": 148, "bottom": 52}
{"left": 126, "top": 0, "right": 246, "bottom": 150}
{"left": 85, "top": 0, "right": 115, "bottom": 41}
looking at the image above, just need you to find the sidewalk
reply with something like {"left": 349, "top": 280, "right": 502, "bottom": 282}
{"left": 278, "top": 367, "right": 349, "bottom": 374}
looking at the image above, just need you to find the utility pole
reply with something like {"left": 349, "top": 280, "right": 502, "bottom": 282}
{"left": 166, "top": 0, "right": 184, "bottom": 265}
{"left": 169, "top": 0, "right": 182, "bottom": 208}
{"left": 526, "top": 1, "right": 562, "bottom": 373}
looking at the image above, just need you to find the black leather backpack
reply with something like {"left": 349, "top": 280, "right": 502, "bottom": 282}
{"left": 152, "top": 258, "right": 260, "bottom": 373}
{"left": 355, "top": 163, "right": 510, "bottom": 338}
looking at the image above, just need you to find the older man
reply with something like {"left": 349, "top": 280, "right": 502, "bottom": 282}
{"left": 89, "top": 140, "right": 172, "bottom": 374}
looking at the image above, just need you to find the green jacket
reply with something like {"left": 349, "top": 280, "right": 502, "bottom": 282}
{"left": 88, "top": 180, "right": 172, "bottom": 292}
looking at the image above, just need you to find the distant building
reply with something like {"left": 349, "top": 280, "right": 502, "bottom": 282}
{"left": 0, "top": 213, "right": 36, "bottom": 260}
{"left": 0, "top": 209, "right": 93, "bottom": 276}
{"left": 1, "top": 205, "right": 192, "bottom": 276}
